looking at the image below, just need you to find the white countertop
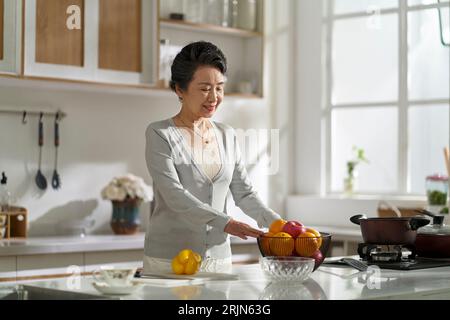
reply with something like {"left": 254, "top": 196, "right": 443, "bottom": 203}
{"left": 0, "top": 233, "right": 258, "bottom": 256}
{"left": 2, "top": 258, "right": 450, "bottom": 300}
{"left": 0, "top": 234, "right": 146, "bottom": 256}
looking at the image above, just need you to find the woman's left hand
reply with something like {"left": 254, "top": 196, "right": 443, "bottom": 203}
{"left": 224, "top": 219, "right": 265, "bottom": 240}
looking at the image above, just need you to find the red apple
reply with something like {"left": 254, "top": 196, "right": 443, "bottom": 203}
{"left": 282, "top": 221, "right": 306, "bottom": 238}
{"left": 311, "top": 250, "right": 324, "bottom": 269}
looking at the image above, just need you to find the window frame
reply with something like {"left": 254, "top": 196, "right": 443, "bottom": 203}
{"left": 324, "top": 0, "right": 450, "bottom": 196}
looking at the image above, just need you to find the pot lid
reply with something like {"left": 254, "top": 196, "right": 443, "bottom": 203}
{"left": 418, "top": 222, "right": 450, "bottom": 235}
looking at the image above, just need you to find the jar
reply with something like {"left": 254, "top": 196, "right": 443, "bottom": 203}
{"left": 230, "top": 0, "right": 239, "bottom": 28}
{"left": 159, "top": 39, "right": 171, "bottom": 89}
{"left": 160, "top": 0, "right": 183, "bottom": 19}
{"left": 237, "top": 0, "right": 257, "bottom": 31}
{"left": 426, "top": 174, "right": 449, "bottom": 206}
{"left": 203, "top": 0, "right": 223, "bottom": 25}
{"left": 183, "top": 0, "right": 204, "bottom": 23}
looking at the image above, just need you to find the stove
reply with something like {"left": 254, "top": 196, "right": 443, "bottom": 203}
{"left": 324, "top": 243, "right": 450, "bottom": 271}
{"left": 358, "top": 243, "right": 450, "bottom": 270}
{"left": 358, "top": 243, "right": 416, "bottom": 262}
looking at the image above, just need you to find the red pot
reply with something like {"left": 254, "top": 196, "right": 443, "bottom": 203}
{"left": 350, "top": 214, "right": 429, "bottom": 245}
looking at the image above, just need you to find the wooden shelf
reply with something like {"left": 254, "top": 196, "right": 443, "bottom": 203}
{"left": 153, "top": 85, "right": 262, "bottom": 99}
{"left": 159, "top": 19, "right": 262, "bottom": 38}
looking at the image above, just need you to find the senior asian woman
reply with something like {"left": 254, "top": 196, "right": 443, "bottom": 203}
{"left": 143, "top": 41, "right": 281, "bottom": 274}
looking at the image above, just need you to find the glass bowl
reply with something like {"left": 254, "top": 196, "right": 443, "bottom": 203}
{"left": 257, "top": 232, "right": 332, "bottom": 271}
{"left": 259, "top": 256, "right": 315, "bottom": 282}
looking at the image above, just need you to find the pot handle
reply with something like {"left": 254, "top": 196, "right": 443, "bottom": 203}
{"left": 409, "top": 217, "right": 430, "bottom": 231}
{"left": 415, "top": 209, "right": 445, "bottom": 226}
{"left": 350, "top": 214, "right": 367, "bottom": 226}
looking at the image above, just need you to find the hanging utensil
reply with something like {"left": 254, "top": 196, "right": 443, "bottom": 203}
{"left": 35, "top": 113, "right": 47, "bottom": 190}
{"left": 51, "top": 112, "right": 61, "bottom": 190}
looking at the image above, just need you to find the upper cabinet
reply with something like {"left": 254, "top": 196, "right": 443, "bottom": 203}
{"left": 23, "top": 0, "right": 158, "bottom": 85}
{"left": 0, "top": 0, "right": 265, "bottom": 95}
{"left": 158, "top": 0, "right": 265, "bottom": 98}
{"left": 0, "top": 0, "right": 22, "bottom": 75}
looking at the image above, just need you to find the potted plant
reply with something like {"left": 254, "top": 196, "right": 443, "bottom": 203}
{"left": 344, "top": 146, "right": 369, "bottom": 195}
{"left": 101, "top": 174, "right": 153, "bottom": 235}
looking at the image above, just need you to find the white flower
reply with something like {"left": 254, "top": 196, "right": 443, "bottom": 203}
{"left": 101, "top": 173, "right": 153, "bottom": 202}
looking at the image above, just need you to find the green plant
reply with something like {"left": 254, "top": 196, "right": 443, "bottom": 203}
{"left": 344, "top": 146, "right": 369, "bottom": 194}
{"left": 347, "top": 146, "right": 369, "bottom": 178}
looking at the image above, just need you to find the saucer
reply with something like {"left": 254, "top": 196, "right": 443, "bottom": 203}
{"left": 92, "top": 282, "right": 142, "bottom": 295}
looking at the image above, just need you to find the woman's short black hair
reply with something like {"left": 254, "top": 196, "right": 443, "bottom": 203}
{"left": 169, "top": 41, "right": 227, "bottom": 92}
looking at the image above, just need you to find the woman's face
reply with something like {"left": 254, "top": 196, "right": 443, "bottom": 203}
{"left": 177, "top": 66, "right": 225, "bottom": 119}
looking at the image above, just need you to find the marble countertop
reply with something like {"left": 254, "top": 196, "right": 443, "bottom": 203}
{"left": 2, "top": 257, "right": 450, "bottom": 300}
{"left": 0, "top": 233, "right": 259, "bottom": 256}
{"left": 0, "top": 234, "right": 146, "bottom": 256}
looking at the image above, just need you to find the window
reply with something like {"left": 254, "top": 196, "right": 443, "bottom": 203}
{"left": 326, "top": 0, "right": 450, "bottom": 195}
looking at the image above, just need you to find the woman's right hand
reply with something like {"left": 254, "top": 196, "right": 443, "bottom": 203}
{"left": 224, "top": 219, "right": 265, "bottom": 240}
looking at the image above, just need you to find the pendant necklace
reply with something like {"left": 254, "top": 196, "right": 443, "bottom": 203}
{"left": 177, "top": 117, "right": 211, "bottom": 144}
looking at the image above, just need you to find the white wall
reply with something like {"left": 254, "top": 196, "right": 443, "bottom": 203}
{"left": 294, "top": 0, "right": 325, "bottom": 195}
{"left": 0, "top": 0, "right": 298, "bottom": 237}
{"left": 0, "top": 77, "right": 275, "bottom": 236}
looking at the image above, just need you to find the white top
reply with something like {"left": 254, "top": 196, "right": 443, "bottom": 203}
{"left": 176, "top": 123, "right": 222, "bottom": 181}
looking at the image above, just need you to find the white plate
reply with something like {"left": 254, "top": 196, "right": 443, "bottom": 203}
{"left": 92, "top": 282, "right": 142, "bottom": 296}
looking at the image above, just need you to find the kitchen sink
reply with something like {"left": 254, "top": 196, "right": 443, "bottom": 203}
{"left": 0, "top": 285, "right": 113, "bottom": 300}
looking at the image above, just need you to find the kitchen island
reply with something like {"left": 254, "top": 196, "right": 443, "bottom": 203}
{"left": 1, "top": 257, "right": 450, "bottom": 300}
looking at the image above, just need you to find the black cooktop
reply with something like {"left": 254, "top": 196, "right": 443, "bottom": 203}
{"left": 324, "top": 256, "right": 450, "bottom": 271}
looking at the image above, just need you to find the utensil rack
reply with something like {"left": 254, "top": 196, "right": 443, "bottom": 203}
{"left": 0, "top": 107, "right": 66, "bottom": 124}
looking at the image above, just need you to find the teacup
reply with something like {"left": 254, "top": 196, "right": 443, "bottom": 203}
{"left": 93, "top": 267, "right": 137, "bottom": 287}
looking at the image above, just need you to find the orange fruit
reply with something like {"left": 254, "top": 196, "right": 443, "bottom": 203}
{"left": 269, "top": 232, "right": 295, "bottom": 256}
{"left": 305, "top": 227, "right": 322, "bottom": 247}
{"left": 269, "top": 219, "right": 287, "bottom": 234}
{"left": 295, "top": 232, "right": 321, "bottom": 257}
{"left": 260, "top": 232, "right": 274, "bottom": 255}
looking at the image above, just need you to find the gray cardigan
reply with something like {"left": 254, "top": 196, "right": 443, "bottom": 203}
{"left": 144, "top": 118, "right": 280, "bottom": 260}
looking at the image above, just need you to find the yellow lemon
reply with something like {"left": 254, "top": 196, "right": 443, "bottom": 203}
{"left": 177, "top": 249, "right": 193, "bottom": 264}
{"left": 184, "top": 256, "right": 200, "bottom": 275}
{"left": 172, "top": 257, "right": 185, "bottom": 275}
{"left": 193, "top": 252, "right": 202, "bottom": 264}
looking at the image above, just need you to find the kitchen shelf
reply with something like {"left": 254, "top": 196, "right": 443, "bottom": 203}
{"left": 159, "top": 19, "right": 262, "bottom": 38}
{"left": 152, "top": 85, "right": 262, "bottom": 99}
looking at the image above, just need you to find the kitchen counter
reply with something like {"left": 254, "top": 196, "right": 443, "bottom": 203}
{"left": 2, "top": 257, "right": 450, "bottom": 300}
{"left": 0, "top": 234, "right": 146, "bottom": 256}
{"left": 0, "top": 234, "right": 253, "bottom": 257}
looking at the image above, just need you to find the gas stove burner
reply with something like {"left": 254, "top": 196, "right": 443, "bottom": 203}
{"left": 358, "top": 243, "right": 417, "bottom": 262}
{"left": 370, "top": 251, "right": 401, "bottom": 262}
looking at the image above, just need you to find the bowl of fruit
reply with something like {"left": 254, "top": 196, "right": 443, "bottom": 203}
{"left": 257, "top": 219, "right": 332, "bottom": 271}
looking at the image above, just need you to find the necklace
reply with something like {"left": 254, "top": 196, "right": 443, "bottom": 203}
{"left": 176, "top": 116, "right": 211, "bottom": 144}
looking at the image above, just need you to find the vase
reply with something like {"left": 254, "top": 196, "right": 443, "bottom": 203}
{"left": 110, "top": 198, "right": 141, "bottom": 235}
{"left": 344, "top": 171, "right": 358, "bottom": 195}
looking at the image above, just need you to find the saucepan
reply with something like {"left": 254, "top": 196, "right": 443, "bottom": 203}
{"left": 350, "top": 214, "right": 430, "bottom": 245}
{"left": 415, "top": 209, "right": 450, "bottom": 258}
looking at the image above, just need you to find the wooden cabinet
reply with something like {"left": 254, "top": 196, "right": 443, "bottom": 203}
{"left": 35, "top": 0, "right": 84, "bottom": 66}
{"left": 0, "top": 0, "right": 4, "bottom": 61}
{"left": 157, "top": 0, "right": 265, "bottom": 98}
{"left": 24, "top": 0, "right": 157, "bottom": 85}
{"left": 98, "top": 0, "right": 141, "bottom": 72}
{"left": 0, "top": 0, "right": 22, "bottom": 75}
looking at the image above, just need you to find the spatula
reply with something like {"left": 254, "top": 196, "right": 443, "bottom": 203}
{"left": 35, "top": 113, "right": 47, "bottom": 191}
{"left": 51, "top": 113, "right": 61, "bottom": 190}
